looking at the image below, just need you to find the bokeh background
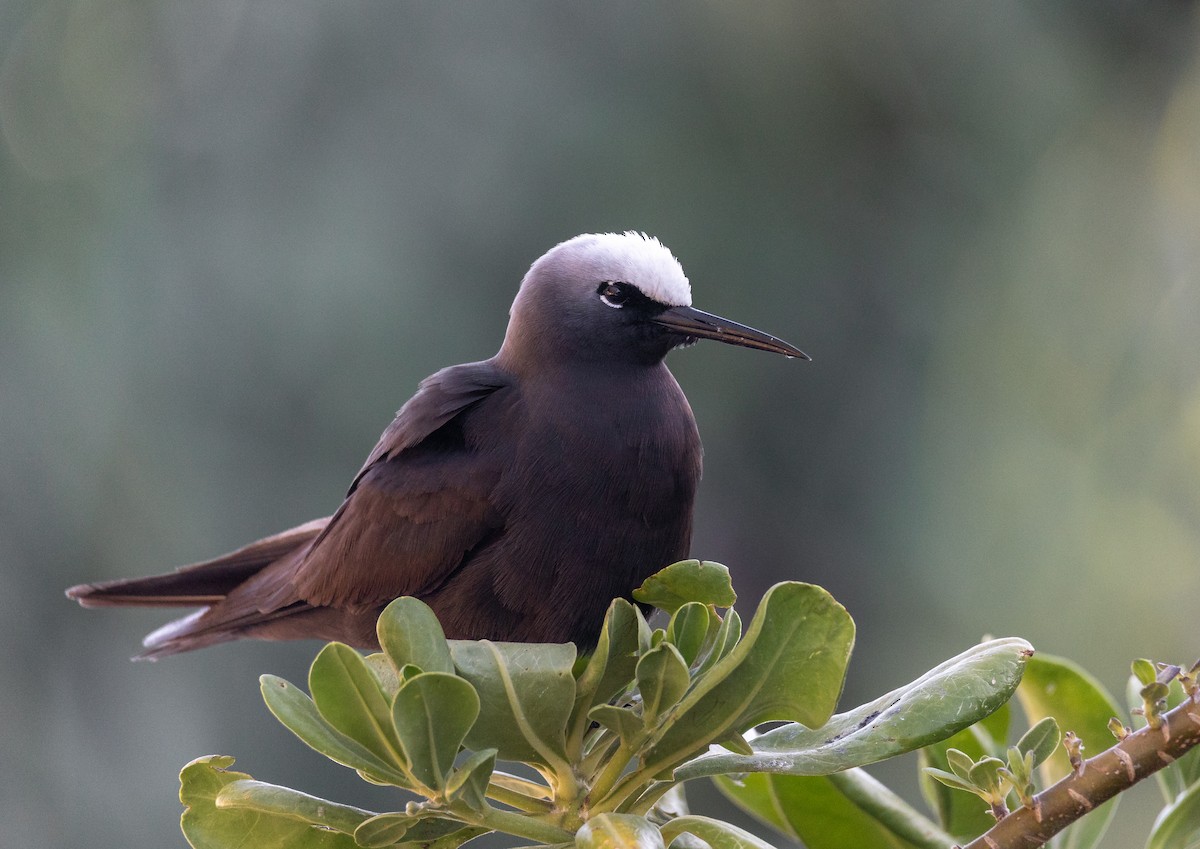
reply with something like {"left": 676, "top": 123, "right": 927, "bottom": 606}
{"left": 3, "top": 2, "right": 1199, "bottom": 847}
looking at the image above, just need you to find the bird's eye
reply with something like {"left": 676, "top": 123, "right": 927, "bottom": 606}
{"left": 599, "top": 282, "right": 629, "bottom": 309}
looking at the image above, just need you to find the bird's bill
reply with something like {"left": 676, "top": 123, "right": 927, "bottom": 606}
{"left": 652, "top": 305, "right": 810, "bottom": 359}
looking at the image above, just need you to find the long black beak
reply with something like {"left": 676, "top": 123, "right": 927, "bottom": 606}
{"left": 652, "top": 305, "right": 810, "bottom": 360}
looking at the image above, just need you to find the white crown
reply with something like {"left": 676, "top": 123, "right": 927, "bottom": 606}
{"left": 555, "top": 232, "right": 692, "bottom": 307}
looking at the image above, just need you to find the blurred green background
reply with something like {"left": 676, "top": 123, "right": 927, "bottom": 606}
{"left": 3, "top": 2, "right": 1198, "bottom": 847}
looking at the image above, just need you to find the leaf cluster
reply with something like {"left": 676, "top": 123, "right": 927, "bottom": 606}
{"left": 178, "top": 561, "right": 1034, "bottom": 849}
{"left": 1126, "top": 660, "right": 1200, "bottom": 849}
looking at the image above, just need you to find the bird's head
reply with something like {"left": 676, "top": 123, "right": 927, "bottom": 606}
{"left": 500, "top": 232, "right": 808, "bottom": 370}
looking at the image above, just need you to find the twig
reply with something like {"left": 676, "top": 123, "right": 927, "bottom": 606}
{"left": 962, "top": 693, "right": 1200, "bottom": 849}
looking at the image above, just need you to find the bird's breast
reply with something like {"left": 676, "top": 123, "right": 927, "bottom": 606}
{"left": 488, "top": 368, "right": 701, "bottom": 527}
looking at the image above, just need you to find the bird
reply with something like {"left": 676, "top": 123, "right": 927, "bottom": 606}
{"left": 67, "top": 232, "right": 807, "bottom": 658}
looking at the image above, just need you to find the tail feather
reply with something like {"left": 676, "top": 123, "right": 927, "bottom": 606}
{"left": 66, "top": 516, "right": 379, "bottom": 659}
{"left": 65, "top": 518, "right": 329, "bottom": 608}
{"left": 136, "top": 605, "right": 305, "bottom": 660}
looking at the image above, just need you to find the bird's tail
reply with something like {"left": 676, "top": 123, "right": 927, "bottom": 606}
{"left": 66, "top": 518, "right": 330, "bottom": 658}
{"left": 66, "top": 518, "right": 328, "bottom": 608}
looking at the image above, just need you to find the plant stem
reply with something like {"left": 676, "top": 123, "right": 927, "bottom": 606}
{"left": 581, "top": 733, "right": 622, "bottom": 777}
{"left": 965, "top": 691, "right": 1200, "bottom": 849}
{"left": 587, "top": 741, "right": 638, "bottom": 806}
{"left": 826, "top": 769, "right": 955, "bottom": 849}
{"left": 465, "top": 804, "right": 575, "bottom": 845}
{"left": 626, "top": 781, "right": 675, "bottom": 816}
{"left": 593, "top": 764, "right": 655, "bottom": 813}
{"left": 486, "top": 782, "right": 554, "bottom": 813}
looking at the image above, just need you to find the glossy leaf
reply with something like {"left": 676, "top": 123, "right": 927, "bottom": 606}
{"left": 362, "top": 652, "right": 401, "bottom": 699}
{"left": 355, "top": 813, "right": 474, "bottom": 848}
{"left": 646, "top": 582, "right": 855, "bottom": 777}
{"left": 260, "top": 675, "right": 409, "bottom": 786}
{"left": 925, "top": 767, "right": 979, "bottom": 796}
{"left": 1146, "top": 777, "right": 1200, "bottom": 849}
{"left": 408, "top": 824, "right": 488, "bottom": 848}
{"left": 918, "top": 701, "right": 1011, "bottom": 840}
{"left": 1016, "top": 653, "right": 1122, "bottom": 849}
{"left": 675, "top": 637, "right": 1029, "bottom": 782}
{"left": 1016, "top": 716, "right": 1060, "bottom": 769}
{"left": 377, "top": 596, "right": 454, "bottom": 675}
{"left": 718, "top": 769, "right": 949, "bottom": 849}
{"left": 590, "top": 704, "right": 644, "bottom": 744}
{"left": 576, "top": 813, "right": 664, "bottom": 848}
{"left": 450, "top": 639, "right": 576, "bottom": 765}
{"left": 633, "top": 560, "right": 736, "bottom": 614}
{"left": 667, "top": 603, "right": 711, "bottom": 667}
{"left": 180, "top": 756, "right": 364, "bottom": 849}
{"left": 966, "top": 757, "right": 1004, "bottom": 795}
{"left": 716, "top": 730, "right": 754, "bottom": 755}
{"left": 353, "top": 813, "right": 415, "bottom": 848}
{"left": 637, "top": 642, "right": 690, "bottom": 722}
{"left": 309, "top": 643, "right": 404, "bottom": 767}
{"left": 945, "top": 748, "right": 976, "bottom": 780}
{"left": 214, "top": 779, "right": 372, "bottom": 834}
{"left": 444, "top": 748, "right": 496, "bottom": 811}
{"left": 573, "top": 599, "right": 642, "bottom": 717}
{"left": 659, "top": 815, "right": 776, "bottom": 849}
{"left": 695, "top": 608, "right": 741, "bottom": 678}
{"left": 1132, "top": 658, "right": 1159, "bottom": 687}
{"left": 391, "top": 672, "right": 480, "bottom": 791}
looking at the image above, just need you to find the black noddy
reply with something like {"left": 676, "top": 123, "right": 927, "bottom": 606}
{"left": 67, "top": 233, "right": 807, "bottom": 658}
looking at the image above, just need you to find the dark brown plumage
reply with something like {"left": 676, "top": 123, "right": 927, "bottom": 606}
{"left": 67, "top": 233, "right": 806, "bottom": 658}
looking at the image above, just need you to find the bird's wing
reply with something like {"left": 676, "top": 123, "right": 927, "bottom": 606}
{"left": 348, "top": 361, "right": 508, "bottom": 492}
{"left": 273, "top": 360, "right": 512, "bottom": 609}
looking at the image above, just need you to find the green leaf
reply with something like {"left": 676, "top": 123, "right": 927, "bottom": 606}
{"left": 966, "top": 757, "right": 1004, "bottom": 795}
{"left": 923, "top": 768, "right": 983, "bottom": 796}
{"left": 573, "top": 599, "right": 642, "bottom": 717}
{"left": 695, "top": 608, "right": 741, "bottom": 678}
{"left": 450, "top": 639, "right": 576, "bottom": 765}
{"left": 1143, "top": 681, "right": 1172, "bottom": 705}
{"left": 215, "top": 779, "right": 373, "bottom": 834}
{"left": 918, "top": 700, "right": 1011, "bottom": 841}
{"left": 260, "top": 675, "right": 409, "bottom": 786}
{"left": 391, "top": 672, "right": 480, "bottom": 791}
{"left": 405, "top": 822, "right": 488, "bottom": 848}
{"left": 350, "top": 815, "right": 468, "bottom": 849}
{"left": 444, "top": 748, "right": 497, "bottom": 812}
{"left": 1132, "top": 658, "right": 1159, "bottom": 687}
{"left": 362, "top": 653, "right": 401, "bottom": 699}
{"left": 646, "top": 582, "right": 854, "bottom": 778}
{"left": 675, "top": 637, "right": 1029, "bottom": 782}
{"left": 1127, "top": 676, "right": 1200, "bottom": 801}
{"left": 1004, "top": 746, "right": 1032, "bottom": 787}
{"left": 353, "top": 812, "right": 416, "bottom": 847}
{"left": 659, "top": 815, "right": 776, "bottom": 848}
{"left": 637, "top": 642, "right": 691, "bottom": 723}
{"left": 716, "top": 730, "right": 754, "bottom": 755}
{"left": 1016, "top": 716, "right": 1061, "bottom": 770}
{"left": 717, "top": 770, "right": 943, "bottom": 849}
{"left": 377, "top": 596, "right": 454, "bottom": 675}
{"left": 590, "top": 704, "right": 644, "bottom": 744}
{"left": 576, "top": 813, "right": 665, "bottom": 848}
{"left": 1146, "top": 777, "right": 1200, "bottom": 849}
{"left": 180, "top": 756, "right": 365, "bottom": 849}
{"left": 309, "top": 643, "right": 405, "bottom": 767}
{"left": 633, "top": 560, "right": 736, "bottom": 614}
{"left": 945, "top": 748, "right": 976, "bottom": 781}
{"left": 1016, "top": 652, "right": 1122, "bottom": 849}
{"left": 667, "top": 603, "right": 711, "bottom": 667}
